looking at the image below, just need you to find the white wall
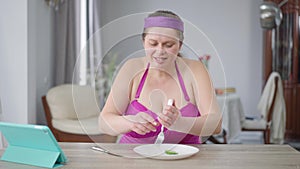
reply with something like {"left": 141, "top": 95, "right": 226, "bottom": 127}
{"left": 28, "top": 0, "right": 54, "bottom": 125}
{"left": 99, "top": 0, "right": 263, "bottom": 116}
{"left": 0, "top": 0, "right": 53, "bottom": 125}
{"left": 0, "top": 0, "right": 30, "bottom": 124}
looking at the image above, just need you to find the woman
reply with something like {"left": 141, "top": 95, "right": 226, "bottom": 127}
{"left": 99, "top": 10, "right": 221, "bottom": 144}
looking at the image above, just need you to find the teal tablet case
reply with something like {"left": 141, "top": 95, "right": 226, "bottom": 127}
{"left": 0, "top": 122, "right": 68, "bottom": 168}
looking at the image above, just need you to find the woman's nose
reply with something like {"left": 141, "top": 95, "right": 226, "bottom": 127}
{"left": 155, "top": 49, "right": 165, "bottom": 56}
{"left": 155, "top": 44, "right": 165, "bottom": 54}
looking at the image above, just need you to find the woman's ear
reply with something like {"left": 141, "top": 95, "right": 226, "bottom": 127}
{"left": 179, "top": 41, "right": 183, "bottom": 50}
{"left": 142, "top": 40, "right": 146, "bottom": 48}
{"left": 142, "top": 33, "right": 146, "bottom": 47}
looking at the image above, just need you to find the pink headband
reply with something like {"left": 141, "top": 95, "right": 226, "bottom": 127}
{"left": 144, "top": 16, "right": 184, "bottom": 32}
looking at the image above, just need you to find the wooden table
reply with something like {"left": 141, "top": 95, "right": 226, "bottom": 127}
{"left": 0, "top": 143, "right": 300, "bottom": 169}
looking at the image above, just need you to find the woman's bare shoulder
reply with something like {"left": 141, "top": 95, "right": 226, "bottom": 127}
{"left": 111, "top": 57, "right": 145, "bottom": 90}
{"left": 180, "top": 57, "right": 205, "bottom": 71}
{"left": 121, "top": 57, "right": 145, "bottom": 71}
{"left": 115, "top": 57, "right": 146, "bottom": 80}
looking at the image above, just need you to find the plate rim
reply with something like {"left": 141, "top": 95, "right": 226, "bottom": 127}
{"left": 133, "top": 144, "right": 199, "bottom": 160}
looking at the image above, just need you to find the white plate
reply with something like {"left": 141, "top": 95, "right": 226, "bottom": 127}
{"left": 133, "top": 144, "right": 199, "bottom": 160}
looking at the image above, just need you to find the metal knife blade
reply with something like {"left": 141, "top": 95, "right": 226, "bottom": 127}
{"left": 91, "top": 146, "right": 123, "bottom": 157}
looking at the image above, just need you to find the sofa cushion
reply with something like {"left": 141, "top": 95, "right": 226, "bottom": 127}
{"left": 52, "top": 116, "right": 101, "bottom": 135}
{"left": 46, "top": 84, "right": 100, "bottom": 120}
{"left": 242, "top": 118, "right": 267, "bottom": 130}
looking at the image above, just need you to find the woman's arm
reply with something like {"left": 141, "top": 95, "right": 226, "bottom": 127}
{"left": 189, "top": 60, "right": 222, "bottom": 136}
{"left": 158, "top": 59, "right": 222, "bottom": 136}
{"left": 98, "top": 58, "right": 157, "bottom": 136}
{"left": 99, "top": 90, "right": 158, "bottom": 136}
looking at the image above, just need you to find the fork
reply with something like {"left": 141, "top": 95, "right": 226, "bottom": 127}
{"left": 154, "top": 99, "right": 174, "bottom": 144}
{"left": 154, "top": 124, "right": 165, "bottom": 144}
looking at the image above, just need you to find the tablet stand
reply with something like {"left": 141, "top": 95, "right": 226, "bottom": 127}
{"left": 1, "top": 145, "right": 64, "bottom": 168}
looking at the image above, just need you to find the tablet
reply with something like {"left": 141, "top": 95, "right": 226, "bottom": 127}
{"left": 0, "top": 122, "right": 67, "bottom": 168}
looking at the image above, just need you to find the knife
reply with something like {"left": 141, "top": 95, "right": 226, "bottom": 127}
{"left": 91, "top": 146, "right": 123, "bottom": 157}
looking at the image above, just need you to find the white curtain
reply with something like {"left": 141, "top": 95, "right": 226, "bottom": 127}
{"left": 86, "top": 0, "right": 107, "bottom": 108}
{"left": 53, "top": 0, "right": 81, "bottom": 85}
{"left": 51, "top": 0, "right": 118, "bottom": 109}
{"left": 52, "top": 0, "right": 106, "bottom": 107}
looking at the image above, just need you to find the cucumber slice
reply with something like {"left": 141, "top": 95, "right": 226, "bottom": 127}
{"left": 165, "top": 150, "right": 178, "bottom": 155}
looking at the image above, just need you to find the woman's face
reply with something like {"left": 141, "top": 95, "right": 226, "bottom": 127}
{"left": 143, "top": 27, "right": 182, "bottom": 68}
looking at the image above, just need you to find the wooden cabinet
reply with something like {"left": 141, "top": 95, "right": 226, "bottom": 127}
{"left": 263, "top": 0, "right": 300, "bottom": 141}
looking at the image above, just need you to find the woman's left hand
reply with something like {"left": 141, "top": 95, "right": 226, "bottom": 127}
{"left": 157, "top": 102, "right": 180, "bottom": 128}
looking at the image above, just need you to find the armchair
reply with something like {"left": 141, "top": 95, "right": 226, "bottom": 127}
{"left": 42, "top": 84, "right": 116, "bottom": 142}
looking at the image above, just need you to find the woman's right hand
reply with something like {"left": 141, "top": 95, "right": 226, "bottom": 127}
{"left": 125, "top": 113, "right": 158, "bottom": 135}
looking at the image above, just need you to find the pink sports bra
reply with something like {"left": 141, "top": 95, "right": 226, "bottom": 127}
{"left": 119, "top": 61, "right": 201, "bottom": 144}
